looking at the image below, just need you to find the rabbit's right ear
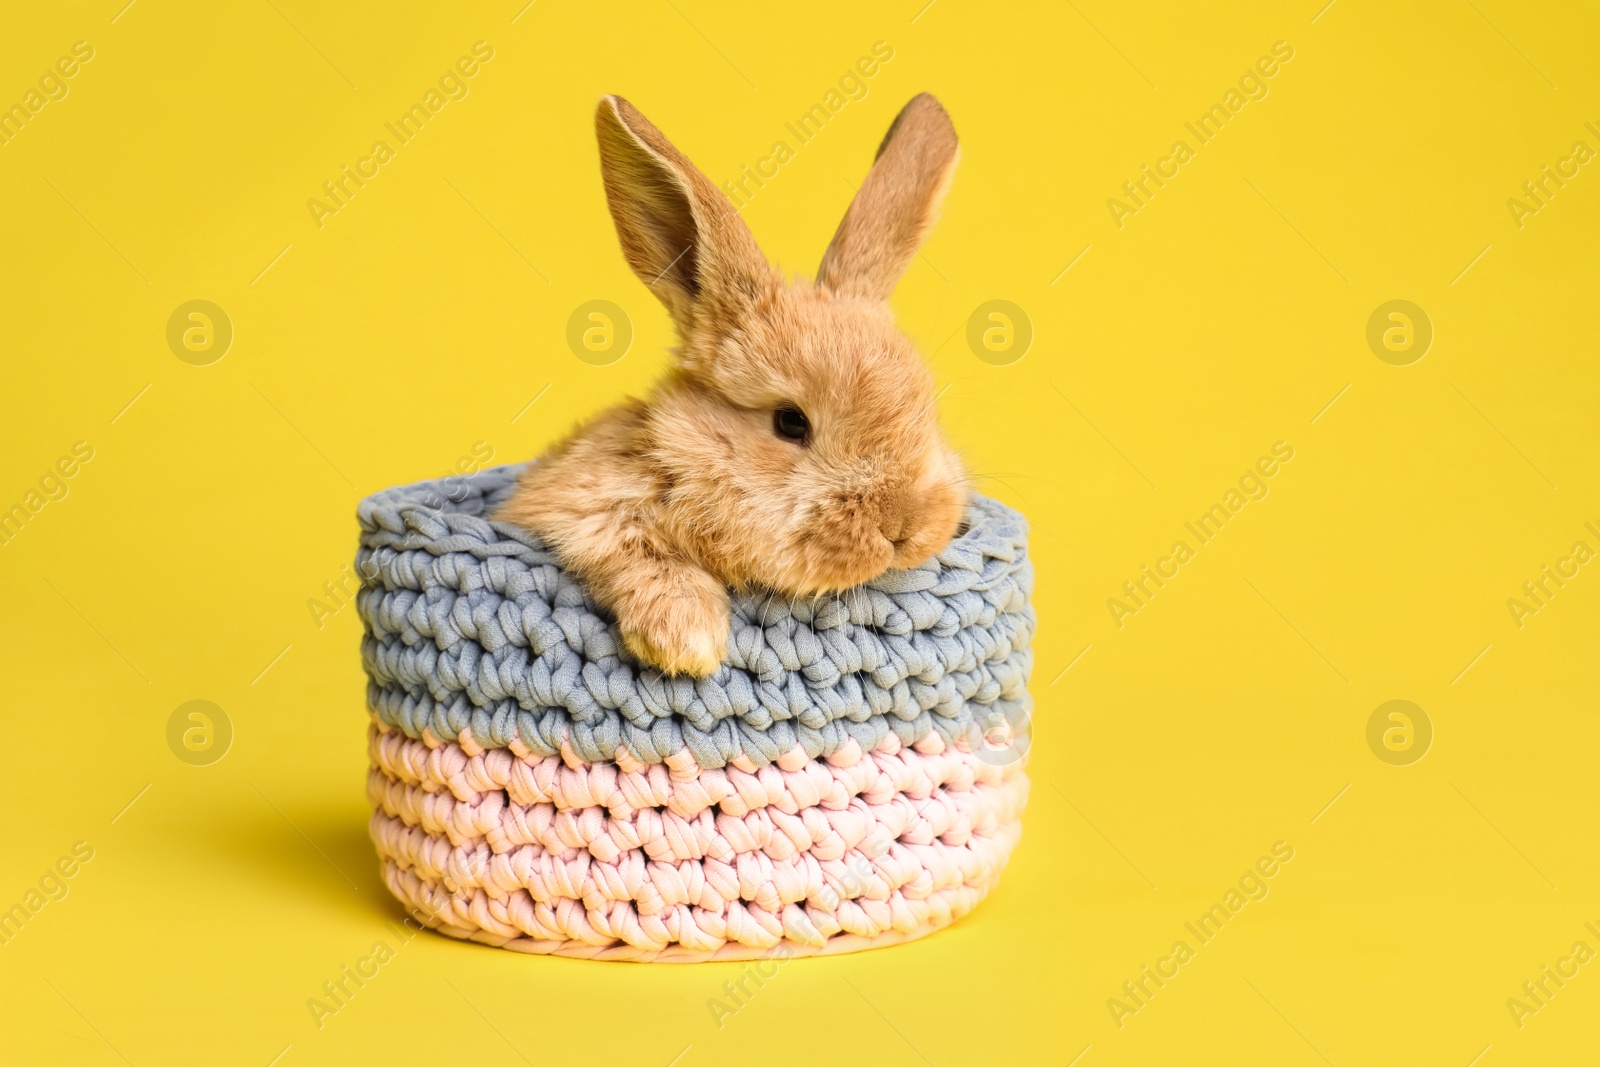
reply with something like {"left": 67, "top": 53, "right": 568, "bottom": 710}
{"left": 595, "top": 96, "right": 773, "bottom": 337}
{"left": 817, "top": 93, "right": 958, "bottom": 301}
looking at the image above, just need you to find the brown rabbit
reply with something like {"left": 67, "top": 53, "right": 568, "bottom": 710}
{"left": 496, "top": 93, "right": 967, "bottom": 677}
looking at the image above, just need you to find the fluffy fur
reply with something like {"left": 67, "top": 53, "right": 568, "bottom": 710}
{"left": 497, "top": 93, "right": 966, "bottom": 677}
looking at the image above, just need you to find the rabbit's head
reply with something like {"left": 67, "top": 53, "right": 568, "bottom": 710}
{"left": 596, "top": 93, "right": 966, "bottom": 595}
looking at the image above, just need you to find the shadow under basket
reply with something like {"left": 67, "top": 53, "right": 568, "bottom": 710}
{"left": 356, "top": 464, "right": 1035, "bottom": 962}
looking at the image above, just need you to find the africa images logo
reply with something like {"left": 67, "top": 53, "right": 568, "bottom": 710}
{"left": 1107, "top": 442, "right": 1295, "bottom": 628}
{"left": 306, "top": 42, "right": 495, "bottom": 229}
{"left": 1107, "top": 841, "right": 1296, "bottom": 1028}
{"left": 1106, "top": 41, "right": 1296, "bottom": 229}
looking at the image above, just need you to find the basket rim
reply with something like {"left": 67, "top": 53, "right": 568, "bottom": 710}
{"left": 355, "top": 463, "right": 1035, "bottom": 771}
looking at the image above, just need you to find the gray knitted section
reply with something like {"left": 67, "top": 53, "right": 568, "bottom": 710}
{"left": 355, "top": 464, "right": 1034, "bottom": 769}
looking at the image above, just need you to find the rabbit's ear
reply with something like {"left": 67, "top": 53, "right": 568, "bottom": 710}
{"left": 816, "top": 93, "right": 958, "bottom": 301}
{"left": 595, "top": 96, "right": 773, "bottom": 336}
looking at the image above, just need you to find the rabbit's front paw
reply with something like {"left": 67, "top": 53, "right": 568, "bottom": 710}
{"left": 618, "top": 575, "right": 730, "bottom": 677}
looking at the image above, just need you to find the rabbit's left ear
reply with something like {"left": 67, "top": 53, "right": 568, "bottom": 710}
{"left": 816, "top": 93, "right": 959, "bottom": 301}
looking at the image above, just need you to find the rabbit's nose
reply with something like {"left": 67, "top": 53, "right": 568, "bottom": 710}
{"left": 878, "top": 501, "right": 907, "bottom": 543}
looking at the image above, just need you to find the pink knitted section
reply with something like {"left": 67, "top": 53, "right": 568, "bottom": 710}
{"left": 366, "top": 720, "right": 1028, "bottom": 962}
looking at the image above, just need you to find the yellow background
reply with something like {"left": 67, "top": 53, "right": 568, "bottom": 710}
{"left": 2, "top": 0, "right": 1597, "bottom": 1063}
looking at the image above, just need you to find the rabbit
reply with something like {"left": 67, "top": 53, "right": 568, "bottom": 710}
{"left": 496, "top": 92, "right": 967, "bottom": 677}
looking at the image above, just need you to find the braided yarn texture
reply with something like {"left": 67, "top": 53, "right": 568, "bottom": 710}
{"left": 356, "top": 464, "right": 1035, "bottom": 960}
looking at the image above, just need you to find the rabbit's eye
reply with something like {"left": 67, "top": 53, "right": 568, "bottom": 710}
{"left": 773, "top": 406, "right": 810, "bottom": 444}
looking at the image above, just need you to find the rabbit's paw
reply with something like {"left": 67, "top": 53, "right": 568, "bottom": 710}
{"left": 618, "top": 576, "right": 730, "bottom": 678}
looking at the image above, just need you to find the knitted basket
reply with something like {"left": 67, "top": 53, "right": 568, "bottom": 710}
{"left": 356, "top": 463, "right": 1035, "bottom": 961}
